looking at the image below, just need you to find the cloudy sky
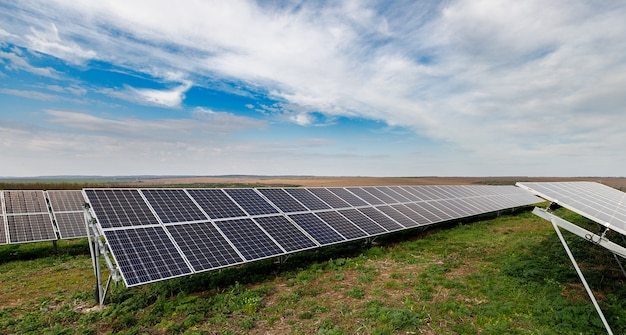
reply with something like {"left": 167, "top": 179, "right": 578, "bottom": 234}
{"left": 1, "top": 1, "right": 625, "bottom": 177}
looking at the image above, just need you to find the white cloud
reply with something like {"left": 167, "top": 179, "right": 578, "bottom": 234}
{"left": 25, "top": 23, "right": 96, "bottom": 65}
{"left": 0, "top": 49, "right": 61, "bottom": 78}
{"left": 100, "top": 81, "right": 192, "bottom": 108}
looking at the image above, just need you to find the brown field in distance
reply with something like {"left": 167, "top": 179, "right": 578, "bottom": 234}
{"left": 136, "top": 176, "right": 626, "bottom": 189}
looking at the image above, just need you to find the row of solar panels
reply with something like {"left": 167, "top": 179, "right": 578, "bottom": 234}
{"left": 84, "top": 185, "right": 540, "bottom": 287}
{"left": 0, "top": 190, "right": 87, "bottom": 245}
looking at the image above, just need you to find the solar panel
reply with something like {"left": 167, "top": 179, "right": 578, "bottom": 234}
{"left": 47, "top": 190, "right": 84, "bottom": 212}
{"left": 287, "top": 213, "right": 345, "bottom": 245}
{"left": 254, "top": 216, "right": 318, "bottom": 252}
{"left": 391, "top": 186, "right": 421, "bottom": 201}
{"left": 141, "top": 189, "right": 206, "bottom": 224}
{"left": 0, "top": 215, "right": 7, "bottom": 245}
{"left": 361, "top": 187, "right": 397, "bottom": 204}
{"left": 327, "top": 188, "right": 368, "bottom": 207}
{"left": 214, "top": 218, "right": 284, "bottom": 260}
{"left": 308, "top": 188, "right": 351, "bottom": 209}
{"left": 391, "top": 204, "right": 431, "bottom": 225}
{"left": 4, "top": 190, "right": 48, "bottom": 213}
{"left": 315, "top": 211, "right": 368, "bottom": 239}
{"left": 516, "top": 182, "right": 626, "bottom": 236}
{"left": 338, "top": 209, "right": 387, "bottom": 235}
{"left": 357, "top": 207, "right": 404, "bottom": 231}
{"left": 7, "top": 214, "right": 57, "bottom": 243}
{"left": 53, "top": 212, "right": 87, "bottom": 239}
{"left": 166, "top": 222, "right": 244, "bottom": 272}
{"left": 85, "top": 189, "right": 159, "bottom": 228}
{"left": 224, "top": 189, "right": 279, "bottom": 216}
{"left": 186, "top": 189, "right": 246, "bottom": 219}
{"left": 377, "top": 186, "right": 411, "bottom": 203}
{"left": 284, "top": 188, "right": 331, "bottom": 210}
{"left": 257, "top": 188, "right": 308, "bottom": 213}
{"left": 103, "top": 227, "right": 193, "bottom": 287}
{"left": 346, "top": 187, "right": 385, "bottom": 205}
{"left": 375, "top": 205, "right": 419, "bottom": 228}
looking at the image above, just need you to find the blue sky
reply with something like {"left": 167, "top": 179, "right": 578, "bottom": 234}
{"left": 1, "top": 0, "right": 625, "bottom": 177}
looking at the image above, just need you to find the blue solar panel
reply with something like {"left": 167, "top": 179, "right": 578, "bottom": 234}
{"left": 85, "top": 189, "right": 158, "bottom": 228}
{"left": 404, "top": 203, "right": 441, "bottom": 224}
{"left": 375, "top": 206, "right": 418, "bottom": 228}
{"left": 215, "top": 218, "right": 284, "bottom": 260}
{"left": 284, "top": 189, "right": 331, "bottom": 210}
{"left": 166, "top": 222, "right": 244, "bottom": 272}
{"left": 287, "top": 213, "right": 345, "bottom": 245}
{"left": 308, "top": 188, "right": 351, "bottom": 209}
{"left": 186, "top": 189, "right": 246, "bottom": 219}
{"left": 224, "top": 189, "right": 279, "bottom": 216}
{"left": 338, "top": 209, "right": 387, "bottom": 235}
{"left": 258, "top": 188, "right": 308, "bottom": 213}
{"left": 357, "top": 207, "right": 404, "bottom": 231}
{"left": 315, "top": 211, "right": 368, "bottom": 239}
{"left": 377, "top": 187, "right": 410, "bottom": 203}
{"left": 254, "top": 216, "right": 318, "bottom": 252}
{"left": 142, "top": 189, "right": 206, "bottom": 224}
{"left": 346, "top": 187, "right": 385, "bottom": 205}
{"left": 391, "top": 204, "right": 430, "bottom": 225}
{"left": 361, "top": 187, "right": 397, "bottom": 204}
{"left": 328, "top": 188, "right": 368, "bottom": 207}
{"left": 104, "top": 227, "right": 193, "bottom": 287}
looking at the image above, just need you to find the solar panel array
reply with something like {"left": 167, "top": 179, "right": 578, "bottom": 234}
{"left": 0, "top": 190, "right": 88, "bottom": 245}
{"left": 84, "top": 185, "right": 539, "bottom": 287}
{"left": 516, "top": 181, "right": 626, "bottom": 236}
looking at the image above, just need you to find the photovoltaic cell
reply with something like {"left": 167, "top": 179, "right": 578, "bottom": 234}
{"left": 346, "top": 187, "right": 385, "bottom": 205}
{"left": 391, "top": 186, "right": 421, "bottom": 201}
{"left": 7, "top": 214, "right": 57, "bottom": 243}
{"left": 308, "top": 188, "right": 351, "bottom": 209}
{"left": 166, "top": 222, "right": 244, "bottom": 272}
{"left": 404, "top": 202, "right": 441, "bottom": 223}
{"left": 287, "top": 213, "right": 345, "bottom": 245}
{"left": 258, "top": 188, "right": 308, "bottom": 213}
{"left": 85, "top": 189, "right": 159, "bottom": 228}
{"left": 338, "top": 209, "right": 387, "bottom": 235}
{"left": 315, "top": 211, "right": 368, "bottom": 239}
{"left": 215, "top": 218, "right": 284, "bottom": 260}
{"left": 186, "top": 189, "right": 246, "bottom": 219}
{"left": 54, "top": 212, "right": 87, "bottom": 239}
{"left": 141, "top": 189, "right": 206, "bottom": 224}
{"left": 3, "top": 190, "right": 48, "bottom": 214}
{"left": 357, "top": 207, "right": 404, "bottom": 231}
{"left": 284, "top": 189, "right": 331, "bottom": 210}
{"left": 327, "top": 188, "right": 368, "bottom": 207}
{"left": 254, "top": 216, "right": 317, "bottom": 252}
{"left": 224, "top": 189, "right": 279, "bottom": 216}
{"left": 421, "top": 201, "right": 453, "bottom": 220}
{"left": 104, "top": 227, "right": 192, "bottom": 286}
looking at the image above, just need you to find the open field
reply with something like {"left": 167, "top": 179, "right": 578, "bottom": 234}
{"left": 2, "top": 206, "right": 626, "bottom": 334}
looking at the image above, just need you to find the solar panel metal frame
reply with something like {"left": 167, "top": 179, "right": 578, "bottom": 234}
{"left": 2, "top": 190, "right": 57, "bottom": 244}
{"left": 47, "top": 190, "right": 89, "bottom": 239}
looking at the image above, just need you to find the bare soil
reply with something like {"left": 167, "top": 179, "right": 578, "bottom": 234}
{"left": 135, "top": 176, "right": 626, "bottom": 189}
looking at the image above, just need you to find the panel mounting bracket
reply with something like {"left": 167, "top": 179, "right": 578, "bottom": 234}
{"left": 532, "top": 207, "right": 626, "bottom": 335}
{"left": 84, "top": 204, "right": 120, "bottom": 308}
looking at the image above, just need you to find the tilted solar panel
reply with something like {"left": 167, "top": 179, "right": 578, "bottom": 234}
{"left": 0, "top": 215, "right": 7, "bottom": 245}
{"left": 104, "top": 227, "right": 193, "bottom": 287}
{"left": 53, "top": 212, "right": 87, "bottom": 239}
{"left": 224, "top": 189, "right": 279, "bottom": 216}
{"left": 516, "top": 181, "right": 626, "bottom": 236}
{"left": 214, "top": 218, "right": 284, "bottom": 261}
{"left": 186, "top": 189, "right": 246, "bottom": 219}
{"left": 308, "top": 188, "right": 351, "bottom": 209}
{"left": 315, "top": 211, "right": 368, "bottom": 240}
{"left": 327, "top": 188, "right": 368, "bottom": 207}
{"left": 338, "top": 208, "right": 387, "bottom": 235}
{"left": 141, "top": 189, "right": 206, "bottom": 224}
{"left": 361, "top": 187, "right": 397, "bottom": 204}
{"left": 7, "top": 214, "right": 57, "bottom": 244}
{"left": 254, "top": 215, "right": 318, "bottom": 252}
{"left": 47, "top": 190, "right": 84, "bottom": 212}
{"left": 47, "top": 190, "right": 88, "bottom": 239}
{"left": 284, "top": 188, "right": 331, "bottom": 210}
{"left": 346, "top": 187, "right": 385, "bottom": 205}
{"left": 377, "top": 186, "right": 410, "bottom": 203}
{"left": 4, "top": 190, "right": 48, "bottom": 214}
{"left": 357, "top": 207, "right": 404, "bottom": 231}
{"left": 287, "top": 213, "right": 345, "bottom": 245}
{"left": 85, "top": 189, "right": 159, "bottom": 228}
{"left": 257, "top": 188, "right": 308, "bottom": 213}
{"left": 166, "top": 222, "right": 244, "bottom": 272}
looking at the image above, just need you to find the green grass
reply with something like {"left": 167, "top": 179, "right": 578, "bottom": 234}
{"left": 1, "top": 208, "right": 626, "bottom": 334}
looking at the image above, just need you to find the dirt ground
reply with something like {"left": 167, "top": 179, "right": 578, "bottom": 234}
{"left": 136, "top": 176, "right": 626, "bottom": 189}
